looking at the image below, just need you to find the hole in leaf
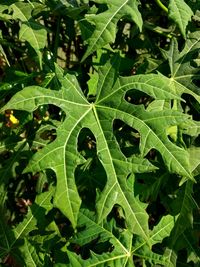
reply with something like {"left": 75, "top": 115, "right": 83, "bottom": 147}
{"left": 144, "top": 149, "right": 165, "bottom": 168}
{"left": 181, "top": 93, "right": 200, "bottom": 121}
{"left": 0, "top": 150, "right": 12, "bottom": 161}
{"left": 34, "top": 104, "right": 64, "bottom": 123}
{"left": 125, "top": 89, "right": 154, "bottom": 109}
{"left": 96, "top": 4, "right": 108, "bottom": 14}
{"left": 69, "top": 238, "right": 114, "bottom": 260}
{"left": 76, "top": 128, "right": 107, "bottom": 209}
{"left": 113, "top": 119, "right": 140, "bottom": 157}
{"left": 152, "top": 240, "right": 165, "bottom": 256}
{"left": 107, "top": 205, "right": 126, "bottom": 229}
{"left": 6, "top": 172, "right": 38, "bottom": 224}
{"left": 77, "top": 128, "right": 96, "bottom": 159}
{"left": 132, "top": 255, "right": 143, "bottom": 266}
{"left": 192, "top": 78, "right": 200, "bottom": 88}
{"left": 134, "top": 170, "right": 170, "bottom": 203}
{"left": 39, "top": 129, "right": 57, "bottom": 142}
{"left": 48, "top": 208, "right": 74, "bottom": 238}
{"left": 146, "top": 197, "right": 167, "bottom": 230}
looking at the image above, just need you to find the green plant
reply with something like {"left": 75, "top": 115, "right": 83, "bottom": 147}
{"left": 0, "top": 0, "right": 200, "bottom": 266}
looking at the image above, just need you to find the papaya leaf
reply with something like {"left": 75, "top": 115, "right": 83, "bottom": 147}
{"left": 182, "top": 231, "right": 200, "bottom": 265}
{"left": 162, "top": 31, "right": 200, "bottom": 101}
{"left": 131, "top": 215, "right": 176, "bottom": 266}
{"left": 165, "top": 229, "right": 200, "bottom": 266}
{"left": 150, "top": 215, "right": 176, "bottom": 246}
{"left": 67, "top": 209, "right": 175, "bottom": 266}
{"left": 169, "top": 181, "right": 196, "bottom": 246}
{"left": 14, "top": 189, "right": 54, "bottom": 240}
{"left": 67, "top": 208, "right": 134, "bottom": 267}
{"left": 0, "top": 140, "right": 29, "bottom": 185}
{"left": 164, "top": 248, "right": 177, "bottom": 267}
{"left": 80, "top": 0, "right": 142, "bottom": 61}
{"left": 0, "top": 208, "right": 15, "bottom": 260}
{"left": 11, "top": 2, "right": 47, "bottom": 68}
{"left": 1, "top": 1, "right": 200, "bottom": 266}
{"left": 1, "top": 55, "right": 193, "bottom": 239}
{"left": 0, "top": 189, "right": 54, "bottom": 262}
{"left": 168, "top": 0, "right": 193, "bottom": 38}
{"left": 187, "top": 146, "right": 200, "bottom": 177}
{"left": 17, "top": 239, "right": 45, "bottom": 267}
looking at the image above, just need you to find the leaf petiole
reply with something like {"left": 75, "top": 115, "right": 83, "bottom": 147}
{"left": 155, "top": 0, "right": 168, "bottom": 13}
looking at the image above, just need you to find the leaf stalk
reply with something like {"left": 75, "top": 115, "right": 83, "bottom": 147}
{"left": 154, "top": 0, "right": 168, "bottom": 13}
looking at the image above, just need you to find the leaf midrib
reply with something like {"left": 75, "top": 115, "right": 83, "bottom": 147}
{"left": 13, "top": 4, "right": 40, "bottom": 50}
{"left": 2, "top": 94, "right": 89, "bottom": 112}
{"left": 56, "top": 107, "right": 93, "bottom": 223}
{"left": 11, "top": 190, "right": 52, "bottom": 248}
{"left": 85, "top": 0, "right": 128, "bottom": 56}
{"left": 96, "top": 76, "right": 179, "bottom": 105}
{"left": 80, "top": 211, "right": 129, "bottom": 254}
{"left": 92, "top": 105, "right": 149, "bottom": 241}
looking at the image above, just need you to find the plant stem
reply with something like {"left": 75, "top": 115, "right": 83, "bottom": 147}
{"left": 144, "top": 22, "right": 173, "bottom": 38}
{"left": 155, "top": 0, "right": 168, "bottom": 13}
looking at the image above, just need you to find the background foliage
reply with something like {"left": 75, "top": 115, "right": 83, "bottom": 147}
{"left": 0, "top": 0, "right": 200, "bottom": 266}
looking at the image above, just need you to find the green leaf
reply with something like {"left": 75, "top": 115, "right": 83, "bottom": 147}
{"left": 17, "top": 239, "right": 45, "bottom": 267}
{"left": 150, "top": 215, "right": 176, "bottom": 245}
{"left": 182, "top": 232, "right": 200, "bottom": 265}
{"left": 164, "top": 248, "right": 177, "bottom": 267}
{"left": 0, "top": 2, "right": 12, "bottom": 21}
{"left": 87, "top": 71, "right": 99, "bottom": 96}
{"left": 170, "top": 181, "right": 196, "bottom": 245}
{"left": 168, "top": 0, "right": 193, "bottom": 38}
{"left": 0, "top": 189, "right": 53, "bottom": 262}
{"left": 0, "top": 140, "right": 28, "bottom": 185}
{"left": 133, "top": 243, "right": 169, "bottom": 266}
{"left": 11, "top": 2, "right": 47, "bottom": 67}
{"left": 80, "top": 0, "right": 142, "bottom": 61}
{"left": 162, "top": 32, "right": 200, "bottom": 102}
{"left": 130, "top": 215, "right": 176, "bottom": 266}
{"left": 68, "top": 209, "right": 175, "bottom": 266}
{"left": 188, "top": 146, "right": 200, "bottom": 176}
{"left": 1, "top": 2, "right": 200, "bottom": 266}
{"left": 67, "top": 208, "right": 134, "bottom": 267}
{"left": 0, "top": 209, "right": 15, "bottom": 259}
{"left": 1, "top": 55, "right": 193, "bottom": 236}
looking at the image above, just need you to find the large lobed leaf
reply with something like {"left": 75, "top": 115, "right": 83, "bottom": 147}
{"left": 1, "top": 54, "right": 194, "bottom": 237}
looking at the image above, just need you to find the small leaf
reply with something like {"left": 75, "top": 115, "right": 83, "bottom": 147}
{"left": 14, "top": 189, "right": 54, "bottom": 241}
{"left": 0, "top": 189, "right": 53, "bottom": 261}
{"left": 11, "top": 2, "right": 47, "bottom": 67}
{"left": 17, "top": 239, "right": 44, "bottom": 267}
{"left": 169, "top": 181, "right": 196, "bottom": 245}
{"left": 150, "top": 215, "right": 176, "bottom": 245}
{"left": 168, "top": 0, "right": 193, "bottom": 38}
{"left": 80, "top": 0, "right": 142, "bottom": 61}
{"left": 188, "top": 147, "right": 200, "bottom": 176}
